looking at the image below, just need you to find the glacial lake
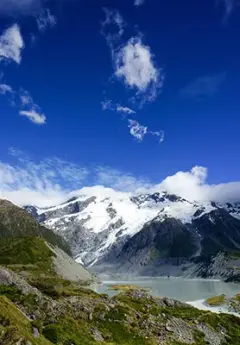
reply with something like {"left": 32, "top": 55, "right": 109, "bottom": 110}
{"left": 91, "top": 277, "right": 240, "bottom": 302}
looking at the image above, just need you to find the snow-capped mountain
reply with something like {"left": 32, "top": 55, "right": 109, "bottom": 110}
{"left": 24, "top": 186, "right": 240, "bottom": 275}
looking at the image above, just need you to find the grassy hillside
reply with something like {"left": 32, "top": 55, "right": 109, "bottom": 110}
{"left": 0, "top": 199, "right": 71, "bottom": 256}
{"left": 1, "top": 275, "right": 240, "bottom": 345}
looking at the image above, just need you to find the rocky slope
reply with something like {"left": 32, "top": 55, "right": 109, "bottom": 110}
{"left": 1, "top": 262, "right": 240, "bottom": 345}
{"left": 23, "top": 188, "right": 240, "bottom": 279}
{"left": 1, "top": 198, "right": 240, "bottom": 345}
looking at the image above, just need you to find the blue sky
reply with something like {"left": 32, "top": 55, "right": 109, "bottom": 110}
{"left": 0, "top": 0, "right": 240, "bottom": 206}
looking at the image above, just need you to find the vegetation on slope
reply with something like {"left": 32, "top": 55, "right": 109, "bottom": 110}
{"left": 1, "top": 272, "right": 240, "bottom": 345}
{"left": 206, "top": 295, "right": 227, "bottom": 306}
{"left": 1, "top": 199, "right": 240, "bottom": 344}
{"left": 0, "top": 237, "right": 56, "bottom": 278}
{"left": 0, "top": 199, "right": 71, "bottom": 255}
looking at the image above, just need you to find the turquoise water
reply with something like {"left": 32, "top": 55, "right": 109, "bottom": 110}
{"left": 91, "top": 277, "right": 240, "bottom": 302}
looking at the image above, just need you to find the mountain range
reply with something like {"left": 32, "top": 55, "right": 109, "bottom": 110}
{"left": 24, "top": 187, "right": 240, "bottom": 280}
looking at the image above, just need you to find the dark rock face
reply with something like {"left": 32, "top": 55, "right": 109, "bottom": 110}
{"left": 193, "top": 209, "right": 240, "bottom": 256}
{"left": 93, "top": 211, "right": 240, "bottom": 279}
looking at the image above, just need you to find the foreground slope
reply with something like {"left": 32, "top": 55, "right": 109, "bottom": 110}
{"left": 0, "top": 199, "right": 95, "bottom": 284}
{"left": 1, "top": 264, "right": 240, "bottom": 345}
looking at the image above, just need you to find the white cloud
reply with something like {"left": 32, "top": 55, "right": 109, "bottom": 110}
{"left": 134, "top": 0, "right": 145, "bottom": 6}
{"left": 154, "top": 166, "right": 240, "bottom": 204}
{"left": 36, "top": 9, "right": 57, "bottom": 32}
{"left": 128, "top": 119, "right": 148, "bottom": 141}
{"left": 115, "top": 37, "right": 163, "bottom": 103}
{"left": 128, "top": 119, "right": 164, "bottom": 143}
{"left": 0, "top": 152, "right": 89, "bottom": 207}
{"left": 102, "top": 99, "right": 136, "bottom": 115}
{"left": 0, "top": 24, "right": 24, "bottom": 64}
{"left": 0, "top": 84, "right": 47, "bottom": 124}
{"left": 1, "top": 151, "right": 240, "bottom": 207}
{"left": 20, "top": 110, "right": 46, "bottom": 125}
{"left": 0, "top": 83, "right": 13, "bottom": 94}
{"left": 116, "top": 105, "right": 136, "bottom": 115}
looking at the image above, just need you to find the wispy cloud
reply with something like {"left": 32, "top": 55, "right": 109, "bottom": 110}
{"left": 0, "top": 84, "right": 13, "bottom": 94}
{"left": 19, "top": 89, "right": 47, "bottom": 124}
{"left": 95, "top": 166, "right": 152, "bottom": 193}
{"left": 1, "top": 150, "right": 240, "bottom": 207}
{"left": 179, "top": 73, "right": 226, "bottom": 100}
{"left": 101, "top": 8, "right": 125, "bottom": 49}
{"left": 116, "top": 105, "right": 136, "bottom": 115}
{"left": 20, "top": 110, "right": 46, "bottom": 125}
{"left": 128, "top": 120, "right": 148, "bottom": 141}
{"left": 0, "top": 84, "right": 47, "bottom": 124}
{"left": 102, "top": 99, "right": 136, "bottom": 115}
{"left": 0, "top": 150, "right": 150, "bottom": 206}
{"left": 128, "top": 119, "right": 164, "bottom": 143}
{"left": 0, "top": 150, "right": 89, "bottom": 207}
{"left": 36, "top": 9, "right": 57, "bottom": 32}
{"left": 218, "top": 0, "right": 236, "bottom": 18}
{"left": 0, "top": 24, "right": 24, "bottom": 64}
{"left": 134, "top": 0, "right": 145, "bottom": 7}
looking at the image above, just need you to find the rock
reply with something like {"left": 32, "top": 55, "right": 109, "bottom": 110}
{"left": 0, "top": 267, "right": 40, "bottom": 296}
{"left": 32, "top": 327, "right": 40, "bottom": 338}
{"left": 91, "top": 328, "right": 104, "bottom": 342}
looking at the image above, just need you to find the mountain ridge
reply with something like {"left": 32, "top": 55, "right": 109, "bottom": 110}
{"left": 23, "top": 188, "right": 240, "bottom": 279}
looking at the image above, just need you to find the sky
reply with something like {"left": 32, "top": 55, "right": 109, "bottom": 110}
{"left": 0, "top": 0, "right": 240, "bottom": 206}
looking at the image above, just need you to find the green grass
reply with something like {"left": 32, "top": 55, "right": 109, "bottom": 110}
{"left": 0, "top": 237, "right": 56, "bottom": 277}
{"left": 206, "top": 294, "right": 227, "bottom": 306}
{"left": 0, "top": 296, "right": 51, "bottom": 345}
{"left": 29, "top": 276, "right": 101, "bottom": 299}
{"left": 0, "top": 201, "right": 71, "bottom": 255}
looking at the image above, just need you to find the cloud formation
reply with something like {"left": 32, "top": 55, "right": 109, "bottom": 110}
{"left": 102, "top": 99, "right": 136, "bottom": 115}
{"left": 154, "top": 166, "right": 240, "bottom": 204}
{"left": 1, "top": 151, "right": 240, "bottom": 207}
{"left": 0, "top": 83, "right": 13, "bottom": 94}
{"left": 0, "top": 84, "right": 47, "bottom": 124}
{"left": 128, "top": 119, "right": 164, "bottom": 143}
{"left": 116, "top": 105, "right": 136, "bottom": 115}
{"left": 115, "top": 37, "right": 162, "bottom": 103}
{"left": 102, "top": 9, "right": 163, "bottom": 107}
{"left": 101, "top": 8, "right": 125, "bottom": 48}
{"left": 19, "top": 89, "right": 47, "bottom": 124}
{"left": 180, "top": 73, "right": 226, "bottom": 100}
{"left": 0, "top": 24, "right": 24, "bottom": 64}
{"left": 0, "top": 151, "right": 89, "bottom": 207}
{"left": 128, "top": 120, "right": 148, "bottom": 141}
{"left": 36, "top": 9, "right": 57, "bottom": 32}
{"left": 20, "top": 110, "right": 46, "bottom": 124}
